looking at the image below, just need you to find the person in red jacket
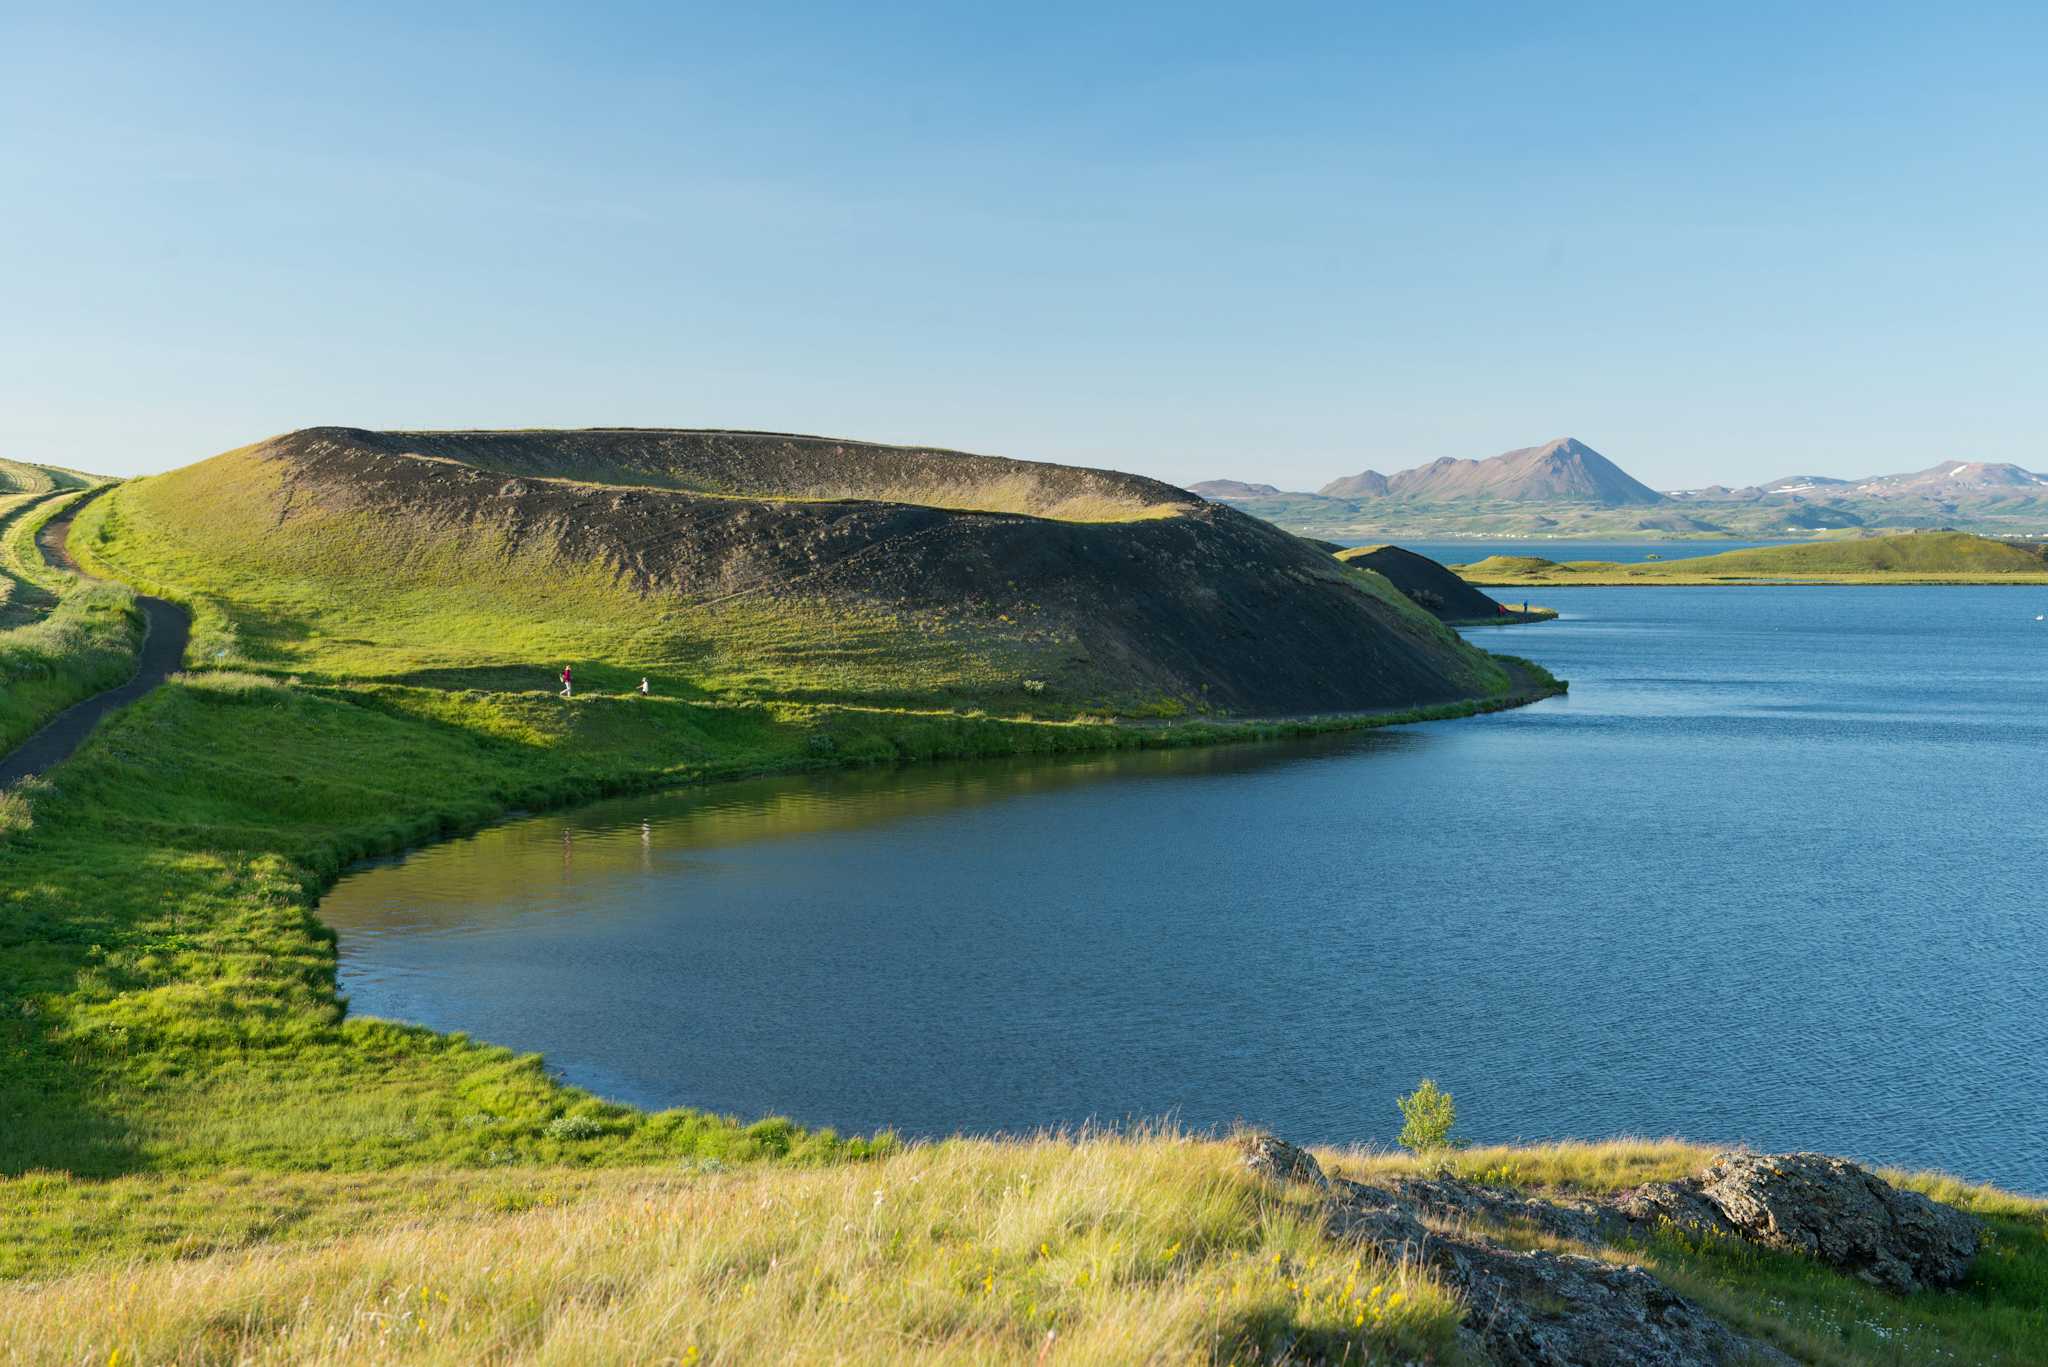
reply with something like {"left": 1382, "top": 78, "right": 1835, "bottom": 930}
{"left": 560, "top": 665, "right": 573, "bottom": 698}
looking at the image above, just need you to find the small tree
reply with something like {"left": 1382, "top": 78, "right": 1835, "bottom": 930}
{"left": 1396, "top": 1078, "right": 1459, "bottom": 1154}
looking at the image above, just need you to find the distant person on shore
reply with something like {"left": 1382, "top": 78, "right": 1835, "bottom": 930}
{"left": 560, "top": 665, "right": 573, "bottom": 698}
{"left": 638, "top": 677, "right": 650, "bottom": 696}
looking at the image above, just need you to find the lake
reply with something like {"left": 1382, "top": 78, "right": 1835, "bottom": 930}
{"left": 321, "top": 587, "right": 2048, "bottom": 1191}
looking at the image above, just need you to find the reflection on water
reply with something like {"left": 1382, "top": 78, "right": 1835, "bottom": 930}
{"left": 323, "top": 586, "right": 2048, "bottom": 1191}
{"left": 333, "top": 736, "right": 1407, "bottom": 936}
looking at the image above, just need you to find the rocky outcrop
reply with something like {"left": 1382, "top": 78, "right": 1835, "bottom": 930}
{"left": 1240, "top": 1134, "right": 1330, "bottom": 1191}
{"left": 1241, "top": 1136, "right": 1984, "bottom": 1363}
{"left": 1437, "top": 1240, "right": 1791, "bottom": 1367}
{"left": 1239, "top": 1137, "right": 1792, "bottom": 1366}
{"left": 1611, "top": 1179, "right": 1739, "bottom": 1243}
{"left": 1377, "top": 1172, "right": 1621, "bottom": 1246}
{"left": 1618, "top": 1152, "right": 1981, "bottom": 1294}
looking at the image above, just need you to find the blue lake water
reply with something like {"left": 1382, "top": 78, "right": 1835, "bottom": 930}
{"left": 321, "top": 587, "right": 2048, "bottom": 1191}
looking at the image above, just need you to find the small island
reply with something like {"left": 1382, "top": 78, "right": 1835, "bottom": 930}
{"left": 1454, "top": 530, "right": 2048, "bottom": 587}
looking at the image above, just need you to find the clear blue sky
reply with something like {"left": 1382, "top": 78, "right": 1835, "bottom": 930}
{"left": 4, "top": 2, "right": 2043, "bottom": 489}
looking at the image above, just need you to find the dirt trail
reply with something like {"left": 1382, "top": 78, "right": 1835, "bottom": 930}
{"left": 0, "top": 492, "right": 190, "bottom": 788}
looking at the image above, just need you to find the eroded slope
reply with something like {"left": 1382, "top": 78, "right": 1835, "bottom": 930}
{"left": 321, "top": 427, "right": 1192, "bottom": 522}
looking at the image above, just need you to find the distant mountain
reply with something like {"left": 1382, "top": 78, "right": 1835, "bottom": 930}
{"left": 1319, "top": 470, "right": 1391, "bottom": 498}
{"left": 1757, "top": 475, "right": 1852, "bottom": 495}
{"left": 1193, "top": 442, "right": 2048, "bottom": 542}
{"left": 1384, "top": 438, "right": 1665, "bottom": 505}
{"left": 1188, "top": 479, "right": 1283, "bottom": 498}
{"left": 1308, "top": 438, "right": 1662, "bottom": 506}
{"left": 1840, "top": 462, "right": 2048, "bottom": 499}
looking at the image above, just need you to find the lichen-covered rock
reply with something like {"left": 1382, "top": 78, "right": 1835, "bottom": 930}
{"left": 1384, "top": 1173, "right": 1621, "bottom": 1246}
{"left": 1239, "top": 1137, "right": 1965, "bottom": 1362}
{"left": 1441, "top": 1241, "right": 1795, "bottom": 1366}
{"left": 1238, "top": 1133, "right": 1330, "bottom": 1191}
{"left": 1691, "top": 1152, "right": 1979, "bottom": 1293}
{"left": 1322, "top": 1177, "right": 1791, "bottom": 1365}
{"left": 1613, "top": 1179, "right": 1742, "bottom": 1243}
{"left": 1325, "top": 1179, "right": 1431, "bottom": 1256}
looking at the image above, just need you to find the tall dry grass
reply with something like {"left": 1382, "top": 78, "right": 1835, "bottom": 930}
{"left": 2, "top": 1134, "right": 1461, "bottom": 1365}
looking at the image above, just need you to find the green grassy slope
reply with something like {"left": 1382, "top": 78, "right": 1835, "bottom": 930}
{"left": 1457, "top": 531, "right": 2048, "bottom": 586}
{"left": 72, "top": 447, "right": 1046, "bottom": 707}
{"left": 0, "top": 458, "right": 98, "bottom": 496}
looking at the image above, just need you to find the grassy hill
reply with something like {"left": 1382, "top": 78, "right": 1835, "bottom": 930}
{"left": 0, "top": 457, "right": 99, "bottom": 496}
{"left": 74, "top": 427, "right": 1528, "bottom": 718}
{"left": 1456, "top": 531, "right": 2048, "bottom": 586}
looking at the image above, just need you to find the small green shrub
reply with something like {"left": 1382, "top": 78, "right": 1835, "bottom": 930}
{"left": 0, "top": 784, "right": 35, "bottom": 839}
{"left": 543, "top": 1115, "right": 606, "bottom": 1141}
{"left": 1396, "top": 1078, "right": 1460, "bottom": 1154}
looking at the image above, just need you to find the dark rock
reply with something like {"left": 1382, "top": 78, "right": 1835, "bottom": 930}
{"left": 1613, "top": 1180, "right": 1742, "bottom": 1243}
{"left": 1238, "top": 1137, "right": 1973, "bottom": 1361}
{"left": 1239, "top": 1142, "right": 1789, "bottom": 1365}
{"left": 1325, "top": 1179, "right": 1430, "bottom": 1255}
{"left": 1685, "top": 1152, "right": 1977, "bottom": 1293}
{"left": 1443, "top": 1240, "right": 1794, "bottom": 1366}
{"left": 1384, "top": 1173, "right": 1624, "bottom": 1246}
{"left": 1322, "top": 1177, "right": 1791, "bottom": 1365}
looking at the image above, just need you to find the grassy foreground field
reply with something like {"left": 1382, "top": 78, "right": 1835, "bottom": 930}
{"left": 1456, "top": 531, "right": 2048, "bottom": 586}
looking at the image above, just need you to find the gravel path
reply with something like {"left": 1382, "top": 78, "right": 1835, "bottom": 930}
{"left": 0, "top": 493, "right": 190, "bottom": 787}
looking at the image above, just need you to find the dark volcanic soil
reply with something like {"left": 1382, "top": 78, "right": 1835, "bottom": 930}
{"left": 1342, "top": 545, "right": 1510, "bottom": 623}
{"left": 326, "top": 427, "right": 1195, "bottom": 522}
{"left": 249, "top": 429, "right": 1511, "bottom": 715}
